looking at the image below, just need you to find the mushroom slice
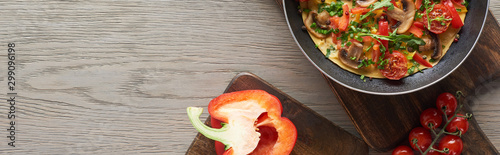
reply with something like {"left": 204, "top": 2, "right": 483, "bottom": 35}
{"left": 386, "top": 0, "right": 416, "bottom": 34}
{"left": 304, "top": 11, "right": 327, "bottom": 39}
{"left": 418, "top": 31, "right": 442, "bottom": 59}
{"left": 357, "top": 0, "right": 378, "bottom": 8}
{"left": 339, "top": 42, "right": 364, "bottom": 69}
{"left": 313, "top": 10, "right": 331, "bottom": 30}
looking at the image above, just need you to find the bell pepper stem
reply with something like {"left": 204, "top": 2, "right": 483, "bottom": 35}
{"left": 187, "top": 107, "right": 232, "bottom": 150}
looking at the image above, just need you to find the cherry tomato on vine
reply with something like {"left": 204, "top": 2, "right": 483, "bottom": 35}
{"left": 436, "top": 92, "right": 457, "bottom": 116}
{"left": 446, "top": 114, "right": 469, "bottom": 134}
{"left": 408, "top": 127, "right": 432, "bottom": 151}
{"left": 420, "top": 108, "right": 443, "bottom": 130}
{"left": 392, "top": 145, "right": 414, "bottom": 155}
{"left": 380, "top": 51, "right": 408, "bottom": 80}
{"left": 423, "top": 4, "right": 453, "bottom": 34}
{"left": 426, "top": 149, "right": 441, "bottom": 155}
{"left": 439, "top": 135, "right": 463, "bottom": 155}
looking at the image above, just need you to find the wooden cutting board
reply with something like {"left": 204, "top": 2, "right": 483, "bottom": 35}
{"left": 324, "top": 11, "right": 500, "bottom": 153}
{"left": 186, "top": 72, "right": 368, "bottom": 155}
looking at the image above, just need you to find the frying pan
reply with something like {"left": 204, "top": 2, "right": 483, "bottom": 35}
{"left": 284, "top": 0, "right": 489, "bottom": 95}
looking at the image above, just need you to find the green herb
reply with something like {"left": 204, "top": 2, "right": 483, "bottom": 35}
{"left": 366, "top": 42, "right": 375, "bottom": 52}
{"left": 360, "top": 0, "right": 395, "bottom": 21}
{"left": 408, "top": 60, "right": 422, "bottom": 74}
{"left": 429, "top": 58, "right": 436, "bottom": 62}
{"left": 346, "top": 41, "right": 352, "bottom": 47}
{"left": 456, "top": 8, "right": 462, "bottom": 12}
{"left": 360, "top": 75, "right": 365, "bottom": 80}
{"left": 350, "top": 56, "right": 356, "bottom": 60}
{"left": 326, "top": 45, "right": 335, "bottom": 58}
{"left": 423, "top": 0, "right": 436, "bottom": 28}
{"left": 303, "top": 9, "right": 311, "bottom": 13}
{"left": 430, "top": 16, "right": 452, "bottom": 22}
{"left": 378, "top": 59, "right": 389, "bottom": 69}
{"left": 462, "top": 1, "right": 469, "bottom": 8}
{"left": 318, "top": 1, "right": 344, "bottom": 17}
{"left": 310, "top": 22, "right": 317, "bottom": 28}
{"left": 315, "top": 44, "right": 319, "bottom": 48}
{"left": 315, "top": 28, "right": 339, "bottom": 35}
{"left": 358, "top": 32, "right": 425, "bottom": 51}
{"left": 358, "top": 59, "right": 376, "bottom": 68}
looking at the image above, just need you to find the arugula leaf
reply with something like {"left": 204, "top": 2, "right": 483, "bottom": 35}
{"left": 360, "top": 0, "right": 395, "bottom": 21}
{"left": 358, "top": 32, "right": 425, "bottom": 48}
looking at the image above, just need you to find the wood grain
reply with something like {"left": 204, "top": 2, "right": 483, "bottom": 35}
{"left": 186, "top": 72, "right": 368, "bottom": 155}
{"left": 0, "top": 0, "right": 496, "bottom": 154}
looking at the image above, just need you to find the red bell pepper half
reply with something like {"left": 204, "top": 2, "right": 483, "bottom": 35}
{"left": 187, "top": 90, "right": 297, "bottom": 155}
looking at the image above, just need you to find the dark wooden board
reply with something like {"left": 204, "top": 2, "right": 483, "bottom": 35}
{"left": 186, "top": 72, "right": 368, "bottom": 155}
{"left": 323, "top": 11, "right": 500, "bottom": 153}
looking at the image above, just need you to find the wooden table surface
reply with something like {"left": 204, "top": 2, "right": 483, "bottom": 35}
{"left": 0, "top": 0, "right": 498, "bottom": 154}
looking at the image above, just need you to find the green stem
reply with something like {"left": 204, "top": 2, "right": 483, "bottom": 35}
{"left": 187, "top": 107, "right": 232, "bottom": 149}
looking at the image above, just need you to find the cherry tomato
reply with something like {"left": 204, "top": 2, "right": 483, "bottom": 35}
{"left": 423, "top": 4, "right": 453, "bottom": 34}
{"left": 427, "top": 149, "right": 441, "bottom": 155}
{"left": 436, "top": 92, "right": 457, "bottom": 116}
{"left": 380, "top": 51, "right": 408, "bottom": 80}
{"left": 408, "top": 127, "right": 432, "bottom": 151}
{"left": 438, "top": 135, "right": 463, "bottom": 155}
{"left": 446, "top": 114, "right": 469, "bottom": 134}
{"left": 392, "top": 145, "right": 414, "bottom": 155}
{"left": 420, "top": 108, "right": 443, "bottom": 130}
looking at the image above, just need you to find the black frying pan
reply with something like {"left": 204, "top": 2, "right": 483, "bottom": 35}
{"left": 284, "top": 0, "right": 489, "bottom": 95}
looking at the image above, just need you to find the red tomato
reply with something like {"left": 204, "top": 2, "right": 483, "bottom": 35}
{"left": 392, "top": 145, "right": 414, "bottom": 155}
{"left": 427, "top": 149, "right": 441, "bottom": 155}
{"left": 446, "top": 114, "right": 469, "bottom": 134}
{"left": 423, "top": 4, "right": 453, "bottom": 34}
{"left": 409, "top": 127, "right": 432, "bottom": 151}
{"left": 436, "top": 92, "right": 458, "bottom": 116}
{"left": 380, "top": 51, "right": 408, "bottom": 80}
{"left": 420, "top": 108, "right": 443, "bottom": 130}
{"left": 439, "top": 135, "right": 463, "bottom": 155}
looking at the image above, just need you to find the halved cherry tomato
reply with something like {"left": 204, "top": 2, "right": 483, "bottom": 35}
{"left": 423, "top": 4, "right": 453, "bottom": 34}
{"left": 420, "top": 108, "right": 443, "bottom": 130}
{"left": 408, "top": 24, "right": 424, "bottom": 38}
{"left": 436, "top": 92, "right": 458, "bottom": 116}
{"left": 351, "top": 7, "right": 370, "bottom": 14}
{"left": 446, "top": 114, "right": 469, "bottom": 134}
{"left": 338, "top": 4, "right": 350, "bottom": 31}
{"left": 438, "top": 135, "right": 463, "bottom": 155}
{"left": 413, "top": 53, "right": 433, "bottom": 68}
{"left": 392, "top": 145, "right": 414, "bottom": 155}
{"left": 380, "top": 51, "right": 408, "bottom": 80}
{"left": 444, "top": 0, "right": 464, "bottom": 29}
{"left": 409, "top": 127, "right": 432, "bottom": 151}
